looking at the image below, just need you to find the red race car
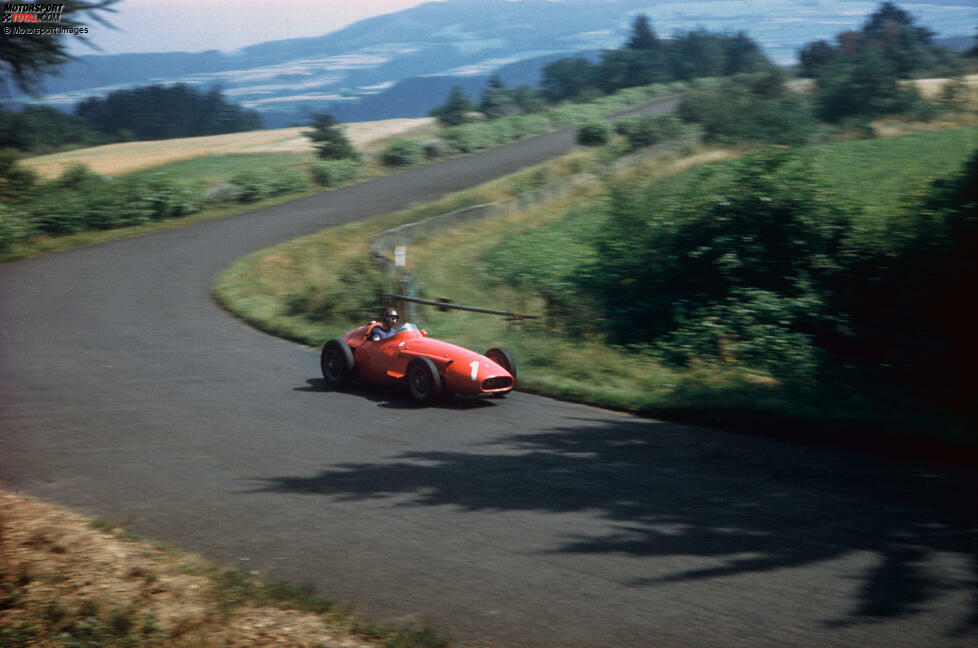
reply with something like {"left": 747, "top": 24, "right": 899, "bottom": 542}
{"left": 320, "top": 321, "right": 516, "bottom": 403}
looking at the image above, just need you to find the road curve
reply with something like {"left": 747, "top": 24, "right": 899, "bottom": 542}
{"left": 2, "top": 97, "right": 976, "bottom": 647}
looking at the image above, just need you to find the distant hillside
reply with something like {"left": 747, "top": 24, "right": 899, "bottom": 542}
{"left": 24, "top": 0, "right": 977, "bottom": 125}
{"left": 938, "top": 35, "right": 976, "bottom": 51}
{"left": 278, "top": 52, "right": 600, "bottom": 126}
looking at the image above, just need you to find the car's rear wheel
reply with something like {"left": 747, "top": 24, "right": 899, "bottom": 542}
{"left": 485, "top": 347, "right": 516, "bottom": 380}
{"left": 407, "top": 357, "right": 441, "bottom": 403}
{"left": 321, "top": 339, "right": 355, "bottom": 389}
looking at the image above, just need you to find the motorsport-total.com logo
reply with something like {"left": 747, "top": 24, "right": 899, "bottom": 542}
{"left": 2, "top": 3, "right": 88, "bottom": 37}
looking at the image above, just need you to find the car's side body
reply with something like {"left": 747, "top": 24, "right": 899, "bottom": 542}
{"left": 329, "top": 322, "right": 515, "bottom": 398}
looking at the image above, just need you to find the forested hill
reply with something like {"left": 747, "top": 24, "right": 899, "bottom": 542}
{"left": 24, "top": 0, "right": 976, "bottom": 126}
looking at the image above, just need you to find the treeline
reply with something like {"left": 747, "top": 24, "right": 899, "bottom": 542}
{"left": 433, "top": 2, "right": 974, "bottom": 145}
{"left": 429, "top": 15, "right": 770, "bottom": 127}
{"left": 799, "top": 2, "right": 965, "bottom": 123}
{"left": 76, "top": 84, "right": 262, "bottom": 141}
{"left": 0, "top": 105, "right": 99, "bottom": 153}
{"left": 656, "top": 2, "right": 972, "bottom": 146}
{"left": 0, "top": 84, "right": 262, "bottom": 153}
{"left": 540, "top": 19, "right": 768, "bottom": 102}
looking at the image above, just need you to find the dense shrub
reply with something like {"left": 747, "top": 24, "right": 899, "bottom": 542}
{"left": 310, "top": 159, "right": 360, "bottom": 186}
{"left": 0, "top": 106, "right": 99, "bottom": 153}
{"left": 304, "top": 113, "right": 360, "bottom": 161}
{"left": 230, "top": 170, "right": 269, "bottom": 202}
{"left": 0, "top": 203, "right": 30, "bottom": 253}
{"left": 830, "top": 150, "right": 978, "bottom": 410}
{"left": 0, "top": 149, "right": 39, "bottom": 202}
{"left": 265, "top": 168, "right": 310, "bottom": 196}
{"left": 576, "top": 121, "right": 614, "bottom": 146}
{"left": 55, "top": 162, "right": 102, "bottom": 189}
{"left": 443, "top": 125, "right": 494, "bottom": 154}
{"left": 577, "top": 150, "right": 850, "bottom": 366}
{"left": 380, "top": 139, "right": 425, "bottom": 167}
{"left": 1, "top": 156, "right": 307, "bottom": 249}
{"left": 130, "top": 175, "right": 205, "bottom": 220}
{"left": 423, "top": 139, "right": 451, "bottom": 160}
{"left": 614, "top": 114, "right": 684, "bottom": 151}
{"left": 812, "top": 48, "right": 925, "bottom": 123}
{"left": 430, "top": 87, "right": 476, "bottom": 127}
{"left": 678, "top": 70, "right": 815, "bottom": 145}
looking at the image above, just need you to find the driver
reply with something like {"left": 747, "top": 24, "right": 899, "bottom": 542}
{"left": 370, "top": 309, "right": 400, "bottom": 341}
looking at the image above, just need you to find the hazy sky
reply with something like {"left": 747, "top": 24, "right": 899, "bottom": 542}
{"left": 70, "top": 0, "right": 438, "bottom": 55}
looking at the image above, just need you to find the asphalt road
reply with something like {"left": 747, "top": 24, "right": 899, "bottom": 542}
{"left": 2, "top": 98, "right": 976, "bottom": 647}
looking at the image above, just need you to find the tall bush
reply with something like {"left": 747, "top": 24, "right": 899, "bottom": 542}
{"left": 576, "top": 121, "right": 614, "bottom": 146}
{"left": 678, "top": 70, "right": 814, "bottom": 145}
{"left": 304, "top": 113, "right": 359, "bottom": 161}
{"left": 380, "top": 139, "right": 425, "bottom": 167}
{"left": 577, "top": 150, "right": 852, "bottom": 377}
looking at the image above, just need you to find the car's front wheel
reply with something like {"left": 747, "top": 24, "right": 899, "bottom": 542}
{"left": 321, "top": 339, "right": 355, "bottom": 389}
{"left": 485, "top": 347, "right": 516, "bottom": 380}
{"left": 407, "top": 357, "right": 441, "bottom": 404}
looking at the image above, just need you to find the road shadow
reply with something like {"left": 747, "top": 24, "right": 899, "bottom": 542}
{"left": 294, "top": 378, "right": 498, "bottom": 410}
{"left": 249, "top": 415, "right": 978, "bottom": 634}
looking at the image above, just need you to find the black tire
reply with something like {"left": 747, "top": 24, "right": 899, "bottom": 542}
{"left": 485, "top": 347, "right": 517, "bottom": 380}
{"left": 321, "top": 339, "right": 355, "bottom": 389}
{"left": 407, "top": 357, "right": 441, "bottom": 404}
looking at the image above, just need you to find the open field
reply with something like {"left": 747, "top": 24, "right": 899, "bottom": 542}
{"left": 788, "top": 74, "right": 978, "bottom": 97}
{"left": 915, "top": 73, "right": 978, "bottom": 98}
{"left": 21, "top": 118, "right": 435, "bottom": 179}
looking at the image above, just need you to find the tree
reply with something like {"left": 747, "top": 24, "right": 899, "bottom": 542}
{"left": 626, "top": 15, "right": 659, "bottom": 51}
{"left": 678, "top": 69, "right": 814, "bottom": 146}
{"left": 0, "top": 148, "right": 38, "bottom": 202}
{"left": 430, "top": 86, "right": 475, "bottom": 126}
{"left": 0, "top": 105, "right": 98, "bottom": 152}
{"left": 509, "top": 84, "right": 544, "bottom": 114}
{"left": 480, "top": 76, "right": 519, "bottom": 120}
{"left": 75, "top": 84, "right": 262, "bottom": 141}
{"left": 813, "top": 46, "right": 918, "bottom": 122}
{"left": 668, "top": 30, "right": 726, "bottom": 81}
{"left": 598, "top": 49, "right": 669, "bottom": 93}
{"left": 861, "top": 1, "right": 938, "bottom": 76}
{"left": 721, "top": 32, "right": 767, "bottom": 75}
{"left": 0, "top": 1, "right": 120, "bottom": 98}
{"left": 799, "top": 40, "right": 837, "bottom": 78}
{"left": 799, "top": 2, "right": 949, "bottom": 80}
{"left": 304, "top": 113, "right": 358, "bottom": 161}
{"left": 540, "top": 58, "right": 597, "bottom": 102}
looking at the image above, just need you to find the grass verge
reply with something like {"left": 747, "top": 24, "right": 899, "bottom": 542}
{"left": 215, "top": 127, "right": 978, "bottom": 464}
{"left": 0, "top": 489, "right": 449, "bottom": 648}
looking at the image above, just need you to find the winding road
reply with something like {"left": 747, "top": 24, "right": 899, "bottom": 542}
{"left": 2, "top": 98, "right": 976, "bottom": 647}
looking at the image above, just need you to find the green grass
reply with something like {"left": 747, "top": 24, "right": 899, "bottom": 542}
{"left": 125, "top": 152, "right": 315, "bottom": 186}
{"left": 814, "top": 126, "right": 978, "bottom": 222}
{"left": 214, "top": 127, "right": 978, "bottom": 459}
{"left": 213, "top": 149, "right": 608, "bottom": 345}
{"left": 5, "top": 84, "right": 677, "bottom": 264}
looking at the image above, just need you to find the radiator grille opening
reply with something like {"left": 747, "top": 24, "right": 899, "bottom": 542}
{"left": 482, "top": 376, "right": 513, "bottom": 391}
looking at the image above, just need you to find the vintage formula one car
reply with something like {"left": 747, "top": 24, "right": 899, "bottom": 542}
{"left": 320, "top": 321, "right": 516, "bottom": 403}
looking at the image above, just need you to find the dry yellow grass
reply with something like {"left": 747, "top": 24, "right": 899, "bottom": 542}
{"left": 22, "top": 117, "right": 435, "bottom": 179}
{"left": 0, "top": 489, "right": 384, "bottom": 648}
{"left": 788, "top": 74, "right": 978, "bottom": 99}
{"left": 914, "top": 73, "right": 978, "bottom": 99}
